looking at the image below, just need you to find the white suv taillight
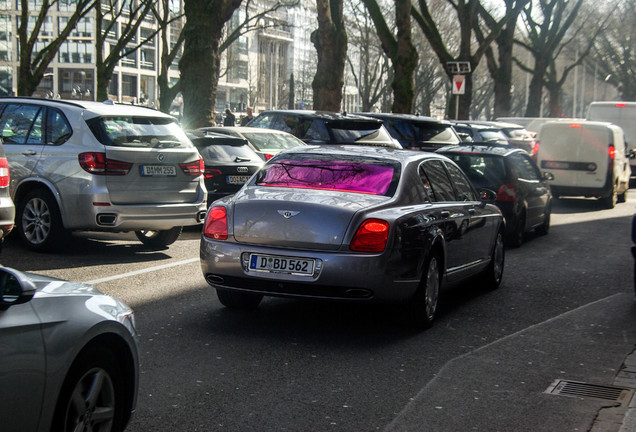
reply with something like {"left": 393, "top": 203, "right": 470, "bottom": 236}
{"left": 0, "top": 157, "right": 9, "bottom": 187}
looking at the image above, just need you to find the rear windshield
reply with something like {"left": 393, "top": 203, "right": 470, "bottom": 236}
{"left": 193, "top": 139, "right": 259, "bottom": 163}
{"left": 252, "top": 154, "right": 400, "bottom": 196}
{"left": 86, "top": 116, "right": 192, "bottom": 148}
{"left": 240, "top": 132, "right": 304, "bottom": 151}
{"left": 328, "top": 120, "right": 387, "bottom": 143}
{"left": 443, "top": 153, "right": 507, "bottom": 189}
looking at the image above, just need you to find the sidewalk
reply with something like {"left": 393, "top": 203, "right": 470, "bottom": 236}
{"left": 385, "top": 293, "right": 636, "bottom": 432}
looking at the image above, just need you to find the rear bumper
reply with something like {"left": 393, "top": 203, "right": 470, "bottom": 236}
{"left": 92, "top": 202, "right": 207, "bottom": 230}
{"left": 200, "top": 238, "right": 419, "bottom": 302}
{"left": 549, "top": 184, "right": 612, "bottom": 198}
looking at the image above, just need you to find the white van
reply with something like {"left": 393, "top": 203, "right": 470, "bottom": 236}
{"left": 536, "top": 120, "right": 630, "bottom": 208}
{"left": 586, "top": 101, "right": 636, "bottom": 170}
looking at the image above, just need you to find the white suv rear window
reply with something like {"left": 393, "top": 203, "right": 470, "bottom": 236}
{"left": 86, "top": 116, "right": 192, "bottom": 148}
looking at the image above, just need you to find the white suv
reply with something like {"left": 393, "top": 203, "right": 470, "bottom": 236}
{"left": 1, "top": 98, "right": 207, "bottom": 251}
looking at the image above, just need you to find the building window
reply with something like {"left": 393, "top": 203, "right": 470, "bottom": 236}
{"left": 108, "top": 73, "right": 118, "bottom": 98}
{"left": 60, "top": 17, "right": 93, "bottom": 38}
{"left": 121, "top": 47, "right": 137, "bottom": 67}
{"left": 121, "top": 74, "right": 137, "bottom": 98}
{"left": 140, "top": 47, "right": 155, "bottom": 70}
{"left": 58, "top": 69, "right": 94, "bottom": 99}
{"left": 0, "top": 15, "right": 11, "bottom": 62}
{"left": 59, "top": 40, "right": 94, "bottom": 64}
{"left": 0, "top": 66, "right": 12, "bottom": 96}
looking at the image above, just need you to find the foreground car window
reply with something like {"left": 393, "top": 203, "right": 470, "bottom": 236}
{"left": 253, "top": 155, "right": 399, "bottom": 196}
{"left": 86, "top": 116, "right": 191, "bottom": 148}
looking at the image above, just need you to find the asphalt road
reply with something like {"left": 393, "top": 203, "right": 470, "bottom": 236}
{"left": 3, "top": 195, "right": 636, "bottom": 431}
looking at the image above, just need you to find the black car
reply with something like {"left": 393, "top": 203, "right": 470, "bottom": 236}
{"left": 189, "top": 132, "right": 263, "bottom": 204}
{"left": 247, "top": 110, "right": 402, "bottom": 148}
{"left": 451, "top": 121, "right": 510, "bottom": 146}
{"left": 437, "top": 144, "right": 552, "bottom": 247}
{"left": 356, "top": 113, "right": 461, "bottom": 151}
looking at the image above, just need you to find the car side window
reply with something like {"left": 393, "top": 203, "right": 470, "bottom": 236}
{"left": 509, "top": 153, "right": 540, "bottom": 181}
{"left": 303, "top": 120, "right": 329, "bottom": 141}
{"left": 445, "top": 162, "right": 476, "bottom": 201}
{"left": 0, "top": 103, "right": 42, "bottom": 144}
{"left": 420, "top": 160, "right": 456, "bottom": 201}
{"left": 26, "top": 109, "right": 44, "bottom": 145}
{"left": 47, "top": 108, "right": 72, "bottom": 145}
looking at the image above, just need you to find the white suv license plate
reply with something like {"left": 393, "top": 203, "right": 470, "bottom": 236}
{"left": 249, "top": 254, "right": 314, "bottom": 275}
{"left": 140, "top": 165, "right": 176, "bottom": 176}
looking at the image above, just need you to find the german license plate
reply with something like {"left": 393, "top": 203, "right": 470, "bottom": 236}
{"left": 140, "top": 165, "right": 176, "bottom": 176}
{"left": 249, "top": 254, "right": 314, "bottom": 275}
{"left": 227, "top": 175, "right": 251, "bottom": 185}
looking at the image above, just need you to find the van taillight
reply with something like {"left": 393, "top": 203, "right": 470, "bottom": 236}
{"left": 180, "top": 157, "right": 204, "bottom": 176}
{"left": 204, "top": 206, "right": 228, "bottom": 240}
{"left": 532, "top": 141, "right": 540, "bottom": 159}
{"left": 497, "top": 183, "right": 516, "bottom": 202}
{"left": 78, "top": 152, "right": 132, "bottom": 175}
{"left": 609, "top": 145, "right": 615, "bottom": 160}
{"left": 350, "top": 219, "right": 389, "bottom": 252}
{"left": 569, "top": 123, "right": 582, "bottom": 128}
{"left": 0, "top": 157, "right": 9, "bottom": 187}
{"left": 616, "top": 103, "right": 626, "bottom": 107}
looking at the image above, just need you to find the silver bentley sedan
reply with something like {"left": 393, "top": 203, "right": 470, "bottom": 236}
{"left": 200, "top": 146, "right": 505, "bottom": 329}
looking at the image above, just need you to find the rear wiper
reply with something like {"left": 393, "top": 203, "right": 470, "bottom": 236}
{"left": 151, "top": 138, "right": 181, "bottom": 148}
{"left": 235, "top": 156, "right": 252, "bottom": 162}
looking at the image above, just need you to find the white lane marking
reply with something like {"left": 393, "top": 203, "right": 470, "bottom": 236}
{"left": 384, "top": 292, "right": 625, "bottom": 431}
{"left": 86, "top": 258, "right": 199, "bottom": 285}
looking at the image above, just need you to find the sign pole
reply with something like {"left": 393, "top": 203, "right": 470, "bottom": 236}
{"left": 455, "top": 95, "right": 459, "bottom": 120}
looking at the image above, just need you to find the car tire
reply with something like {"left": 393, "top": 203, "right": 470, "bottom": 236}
{"left": 618, "top": 188, "right": 628, "bottom": 203}
{"left": 405, "top": 253, "right": 441, "bottom": 330}
{"left": 17, "top": 188, "right": 70, "bottom": 252}
{"left": 135, "top": 226, "right": 182, "bottom": 248}
{"left": 602, "top": 183, "right": 617, "bottom": 209}
{"left": 216, "top": 288, "right": 263, "bottom": 309}
{"left": 507, "top": 212, "right": 525, "bottom": 248}
{"left": 51, "top": 346, "right": 125, "bottom": 432}
{"left": 536, "top": 204, "right": 551, "bottom": 236}
{"left": 481, "top": 229, "right": 505, "bottom": 290}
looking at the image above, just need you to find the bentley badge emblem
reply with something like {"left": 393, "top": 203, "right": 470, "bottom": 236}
{"left": 278, "top": 210, "right": 300, "bottom": 219}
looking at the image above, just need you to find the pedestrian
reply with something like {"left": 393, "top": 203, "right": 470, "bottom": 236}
{"left": 223, "top": 108, "right": 236, "bottom": 126}
{"left": 240, "top": 106, "right": 254, "bottom": 126}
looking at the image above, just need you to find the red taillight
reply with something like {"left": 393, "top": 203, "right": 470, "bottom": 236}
{"left": 204, "top": 206, "right": 228, "bottom": 240}
{"left": 532, "top": 140, "right": 540, "bottom": 160}
{"left": 264, "top": 153, "right": 275, "bottom": 160}
{"left": 0, "top": 157, "right": 10, "bottom": 187}
{"left": 350, "top": 219, "right": 389, "bottom": 252}
{"left": 497, "top": 183, "right": 516, "bottom": 202}
{"left": 616, "top": 103, "right": 626, "bottom": 107}
{"left": 204, "top": 168, "right": 223, "bottom": 179}
{"left": 180, "top": 157, "right": 204, "bottom": 176}
{"left": 569, "top": 123, "right": 582, "bottom": 128}
{"left": 609, "top": 145, "right": 615, "bottom": 160}
{"left": 78, "top": 152, "right": 132, "bottom": 175}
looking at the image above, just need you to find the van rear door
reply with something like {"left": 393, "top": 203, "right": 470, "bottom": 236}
{"left": 538, "top": 122, "right": 610, "bottom": 189}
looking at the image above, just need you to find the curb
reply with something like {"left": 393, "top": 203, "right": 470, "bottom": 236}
{"left": 619, "top": 348, "right": 636, "bottom": 432}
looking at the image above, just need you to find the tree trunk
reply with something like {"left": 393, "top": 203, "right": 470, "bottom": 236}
{"left": 492, "top": 25, "right": 515, "bottom": 118}
{"left": 311, "top": 0, "right": 347, "bottom": 111}
{"left": 525, "top": 60, "right": 547, "bottom": 117}
{"left": 390, "top": 0, "right": 417, "bottom": 113}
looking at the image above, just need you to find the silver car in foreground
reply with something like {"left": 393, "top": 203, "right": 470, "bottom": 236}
{"left": 200, "top": 146, "right": 505, "bottom": 329}
{"left": 1, "top": 97, "right": 207, "bottom": 251}
{"left": 0, "top": 266, "right": 139, "bottom": 432}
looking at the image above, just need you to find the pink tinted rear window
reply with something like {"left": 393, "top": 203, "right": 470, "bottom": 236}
{"left": 256, "top": 158, "right": 397, "bottom": 195}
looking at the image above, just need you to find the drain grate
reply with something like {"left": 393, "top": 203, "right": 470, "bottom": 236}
{"left": 545, "top": 380, "right": 634, "bottom": 403}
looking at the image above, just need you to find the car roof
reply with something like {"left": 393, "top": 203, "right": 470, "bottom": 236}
{"left": 451, "top": 121, "right": 507, "bottom": 131}
{"left": 188, "top": 131, "right": 249, "bottom": 146}
{"left": 436, "top": 143, "right": 523, "bottom": 157}
{"left": 461, "top": 120, "right": 527, "bottom": 129}
{"left": 277, "top": 144, "right": 451, "bottom": 165}
{"left": 203, "top": 126, "right": 297, "bottom": 135}
{"left": 0, "top": 97, "right": 173, "bottom": 118}
{"left": 256, "top": 110, "right": 383, "bottom": 123}
{"left": 355, "top": 112, "right": 453, "bottom": 125}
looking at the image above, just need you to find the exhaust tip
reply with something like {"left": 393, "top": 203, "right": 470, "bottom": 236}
{"left": 196, "top": 210, "right": 206, "bottom": 223}
{"left": 344, "top": 288, "right": 373, "bottom": 299}
{"left": 96, "top": 213, "right": 117, "bottom": 226}
{"left": 206, "top": 274, "right": 225, "bottom": 285}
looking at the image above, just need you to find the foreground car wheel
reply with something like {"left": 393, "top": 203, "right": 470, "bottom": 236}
{"left": 216, "top": 288, "right": 263, "bottom": 309}
{"left": 507, "top": 213, "right": 525, "bottom": 248}
{"left": 17, "top": 189, "right": 69, "bottom": 252}
{"left": 135, "top": 226, "right": 182, "bottom": 248}
{"left": 481, "top": 230, "right": 505, "bottom": 290}
{"left": 405, "top": 254, "right": 441, "bottom": 329}
{"left": 535, "top": 204, "right": 551, "bottom": 236}
{"left": 53, "top": 347, "right": 125, "bottom": 432}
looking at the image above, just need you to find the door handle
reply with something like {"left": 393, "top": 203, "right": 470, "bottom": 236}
{"left": 468, "top": 208, "right": 476, "bottom": 215}
{"left": 22, "top": 150, "right": 37, "bottom": 156}
{"left": 440, "top": 211, "right": 451, "bottom": 218}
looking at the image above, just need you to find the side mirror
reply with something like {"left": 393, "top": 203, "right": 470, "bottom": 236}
{"left": 0, "top": 267, "right": 36, "bottom": 311}
{"left": 629, "top": 149, "right": 636, "bottom": 159}
{"left": 543, "top": 171, "right": 555, "bottom": 181}
{"left": 478, "top": 188, "right": 497, "bottom": 204}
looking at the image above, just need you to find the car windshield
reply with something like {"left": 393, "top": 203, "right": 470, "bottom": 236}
{"left": 240, "top": 132, "right": 304, "bottom": 151}
{"left": 477, "top": 130, "right": 508, "bottom": 144}
{"left": 252, "top": 154, "right": 400, "bottom": 196}
{"left": 193, "top": 139, "right": 258, "bottom": 163}
{"left": 86, "top": 116, "right": 192, "bottom": 148}
{"left": 444, "top": 153, "right": 507, "bottom": 189}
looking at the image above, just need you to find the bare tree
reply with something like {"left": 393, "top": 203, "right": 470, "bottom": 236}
{"left": 311, "top": 0, "right": 347, "bottom": 111}
{"left": 346, "top": 0, "right": 390, "bottom": 112}
{"left": 154, "top": 0, "right": 185, "bottom": 113}
{"left": 589, "top": 0, "right": 636, "bottom": 100}
{"left": 16, "top": 0, "right": 97, "bottom": 96}
{"left": 362, "top": 0, "right": 418, "bottom": 113}
{"left": 94, "top": 0, "right": 156, "bottom": 101}
{"left": 514, "top": 0, "right": 608, "bottom": 116}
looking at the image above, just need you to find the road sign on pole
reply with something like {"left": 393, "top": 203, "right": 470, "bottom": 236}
{"left": 452, "top": 75, "right": 465, "bottom": 95}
